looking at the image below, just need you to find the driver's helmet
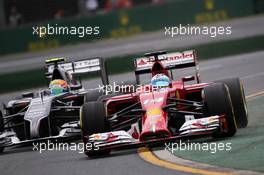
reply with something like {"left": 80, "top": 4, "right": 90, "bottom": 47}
{"left": 151, "top": 74, "right": 171, "bottom": 88}
{"left": 49, "top": 79, "right": 69, "bottom": 95}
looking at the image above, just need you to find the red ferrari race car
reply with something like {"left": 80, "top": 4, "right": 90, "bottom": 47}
{"left": 80, "top": 50, "right": 248, "bottom": 157}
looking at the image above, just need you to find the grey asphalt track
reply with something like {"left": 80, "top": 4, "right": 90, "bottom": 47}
{"left": 0, "top": 15, "right": 264, "bottom": 74}
{"left": 0, "top": 51, "right": 263, "bottom": 175}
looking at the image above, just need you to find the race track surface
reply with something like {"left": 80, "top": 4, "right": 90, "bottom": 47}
{"left": 0, "top": 51, "right": 263, "bottom": 175}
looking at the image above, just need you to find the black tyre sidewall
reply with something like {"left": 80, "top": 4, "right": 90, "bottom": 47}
{"left": 97, "top": 93, "right": 123, "bottom": 102}
{"left": 80, "top": 102, "right": 110, "bottom": 157}
{"left": 0, "top": 111, "right": 4, "bottom": 153}
{"left": 85, "top": 89, "right": 104, "bottom": 103}
{"left": 203, "top": 83, "right": 237, "bottom": 137}
{"left": 216, "top": 78, "right": 248, "bottom": 128}
{"left": 0, "top": 111, "right": 4, "bottom": 133}
{"left": 81, "top": 102, "right": 108, "bottom": 136}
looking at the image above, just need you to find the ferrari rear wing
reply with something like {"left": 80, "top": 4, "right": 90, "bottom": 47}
{"left": 45, "top": 57, "right": 109, "bottom": 85}
{"left": 134, "top": 50, "right": 200, "bottom": 83}
{"left": 134, "top": 50, "right": 197, "bottom": 73}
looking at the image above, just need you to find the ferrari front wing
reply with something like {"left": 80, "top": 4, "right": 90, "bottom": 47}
{"left": 84, "top": 115, "right": 226, "bottom": 153}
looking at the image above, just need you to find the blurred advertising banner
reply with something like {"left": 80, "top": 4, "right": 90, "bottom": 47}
{"left": 0, "top": 0, "right": 255, "bottom": 55}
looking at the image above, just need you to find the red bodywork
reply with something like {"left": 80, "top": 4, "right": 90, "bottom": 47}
{"left": 139, "top": 90, "right": 171, "bottom": 141}
{"left": 104, "top": 59, "right": 213, "bottom": 142}
{"left": 83, "top": 51, "right": 229, "bottom": 154}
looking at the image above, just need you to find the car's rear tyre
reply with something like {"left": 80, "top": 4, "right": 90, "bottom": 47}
{"left": 203, "top": 83, "right": 237, "bottom": 137}
{"left": 80, "top": 102, "right": 110, "bottom": 157}
{"left": 216, "top": 77, "right": 248, "bottom": 128}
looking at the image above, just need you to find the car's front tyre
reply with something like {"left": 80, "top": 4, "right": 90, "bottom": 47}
{"left": 0, "top": 111, "right": 4, "bottom": 153}
{"left": 216, "top": 77, "right": 248, "bottom": 128}
{"left": 80, "top": 102, "right": 110, "bottom": 157}
{"left": 203, "top": 83, "right": 237, "bottom": 137}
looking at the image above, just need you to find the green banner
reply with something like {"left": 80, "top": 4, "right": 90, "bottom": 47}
{"left": 0, "top": 0, "right": 254, "bottom": 55}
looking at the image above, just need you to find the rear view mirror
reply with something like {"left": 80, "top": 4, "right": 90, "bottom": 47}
{"left": 70, "top": 84, "right": 82, "bottom": 91}
{"left": 22, "top": 92, "right": 34, "bottom": 98}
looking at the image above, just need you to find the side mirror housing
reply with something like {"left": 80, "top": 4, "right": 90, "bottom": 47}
{"left": 22, "top": 92, "right": 34, "bottom": 98}
{"left": 70, "top": 84, "right": 82, "bottom": 91}
{"left": 182, "top": 76, "right": 195, "bottom": 82}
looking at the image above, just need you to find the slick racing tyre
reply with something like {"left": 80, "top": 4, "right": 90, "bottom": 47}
{"left": 80, "top": 102, "right": 110, "bottom": 157}
{"left": 216, "top": 77, "right": 248, "bottom": 128}
{"left": 203, "top": 83, "right": 237, "bottom": 137}
{"left": 0, "top": 111, "right": 3, "bottom": 133}
{"left": 84, "top": 89, "right": 104, "bottom": 103}
{"left": 97, "top": 93, "right": 123, "bottom": 102}
{"left": 0, "top": 111, "right": 4, "bottom": 153}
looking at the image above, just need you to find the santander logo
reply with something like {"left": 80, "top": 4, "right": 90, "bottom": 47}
{"left": 164, "top": 53, "right": 194, "bottom": 61}
{"left": 137, "top": 59, "right": 148, "bottom": 65}
{"left": 136, "top": 51, "right": 195, "bottom": 68}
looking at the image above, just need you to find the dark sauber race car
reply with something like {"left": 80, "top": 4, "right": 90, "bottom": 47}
{"left": 0, "top": 57, "right": 109, "bottom": 153}
{"left": 80, "top": 50, "right": 248, "bottom": 157}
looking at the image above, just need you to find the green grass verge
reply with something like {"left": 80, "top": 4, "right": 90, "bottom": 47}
{"left": 171, "top": 96, "right": 264, "bottom": 172}
{"left": 1, "top": 35, "right": 264, "bottom": 93}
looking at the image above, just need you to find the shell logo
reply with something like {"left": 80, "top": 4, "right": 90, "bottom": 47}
{"left": 147, "top": 108, "right": 162, "bottom": 117}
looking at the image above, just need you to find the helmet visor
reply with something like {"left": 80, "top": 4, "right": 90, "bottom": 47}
{"left": 152, "top": 80, "right": 170, "bottom": 87}
{"left": 51, "top": 86, "right": 64, "bottom": 95}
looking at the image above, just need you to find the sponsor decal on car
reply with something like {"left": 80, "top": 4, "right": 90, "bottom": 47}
{"left": 147, "top": 108, "right": 162, "bottom": 116}
{"left": 143, "top": 97, "right": 164, "bottom": 105}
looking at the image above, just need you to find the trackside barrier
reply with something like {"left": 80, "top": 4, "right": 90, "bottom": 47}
{"left": 0, "top": 0, "right": 255, "bottom": 55}
{"left": 0, "top": 35, "right": 264, "bottom": 93}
